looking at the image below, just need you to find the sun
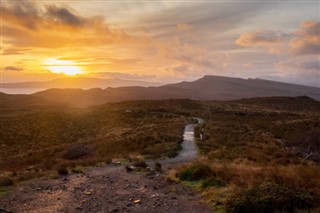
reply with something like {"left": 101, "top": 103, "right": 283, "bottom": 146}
{"left": 44, "top": 58, "right": 83, "bottom": 76}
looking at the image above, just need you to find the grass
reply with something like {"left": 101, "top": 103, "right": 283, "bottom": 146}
{"left": 1, "top": 97, "right": 319, "bottom": 212}
{"left": 175, "top": 97, "right": 320, "bottom": 212}
{"left": 226, "top": 183, "right": 317, "bottom": 213}
{"left": 0, "top": 100, "right": 194, "bottom": 184}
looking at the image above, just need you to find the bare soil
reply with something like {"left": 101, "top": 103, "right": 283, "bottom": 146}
{"left": 0, "top": 165, "right": 212, "bottom": 213}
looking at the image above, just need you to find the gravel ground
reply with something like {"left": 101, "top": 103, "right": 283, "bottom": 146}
{"left": 0, "top": 165, "right": 212, "bottom": 213}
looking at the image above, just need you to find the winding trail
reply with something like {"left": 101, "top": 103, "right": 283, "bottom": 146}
{"left": 0, "top": 118, "right": 211, "bottom": 213}
{"left": 155, "top": 118, "right": 203, "bottom": 168}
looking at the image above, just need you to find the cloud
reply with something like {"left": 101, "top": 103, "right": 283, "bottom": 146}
{"left": 4, "top": 66, "right": 23, "bottom": 71}
{"left": 1, "top": 1, "right": 139, "bottom": 50}
{"left": 45, "top": 5, "right": 85, "bottom": 27}
{"left": 92, "top": 72, "right": 156, "bottom": 80}
{"left": 1, "top": 48, "right": 30, "bottom": 55}
{"left": 290, "top": 21, "right": 320, "bottom": 55}
{"left": 236, "top": 21, "right": 320, "bottom": 56}
{"left": 176, "top": 23, "right": 192, "bottom": 31}
{"left": 1, "top": 0, "right": 40, "bottom": 30}
{"left": 156, "top": 37, "right": 225, "bottom": 72}
{"left": 277, "top": 57, "right": 320, "bottom": 72}
{"left": 236, "top": 31, "right": 285, "bottom": 46}
{"left": 276, "top": 56, "right": 320, "bottom": 87}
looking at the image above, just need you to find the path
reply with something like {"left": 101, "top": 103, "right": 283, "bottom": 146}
{"left": 0, "top": 118, "right": 211, "bottom": 213}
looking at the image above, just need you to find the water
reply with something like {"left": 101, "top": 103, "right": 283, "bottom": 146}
{"left": 0, "top": 88, "right": 44, "bottom": 94}
{"left": 156, "top": 118, "right": 203, "bottom": 166}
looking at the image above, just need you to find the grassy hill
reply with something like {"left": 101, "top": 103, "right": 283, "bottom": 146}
{"left": 1, "top": 97, "right": 319, "bottom": 212}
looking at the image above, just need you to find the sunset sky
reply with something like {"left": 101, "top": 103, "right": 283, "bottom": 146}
{"left": 1, "top": 0, "right": 319, "bottom": 87}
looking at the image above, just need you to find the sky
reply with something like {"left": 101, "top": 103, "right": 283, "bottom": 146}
{"left": 1, "top": 0, "right": 319, "bottom": 87}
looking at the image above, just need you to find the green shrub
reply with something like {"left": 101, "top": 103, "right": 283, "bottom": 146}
{"left": 226, "top": 183, "right": 317, "bottom": 213}
{"left": 178, "top": 163, "right": 213, "bottom": 181}
{"left": 201, "top": 177, "right": 226, "bottom": 189}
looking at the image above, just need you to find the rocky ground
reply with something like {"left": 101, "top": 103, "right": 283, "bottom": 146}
{"left": 0, "top": 164, "right": 212, "bottom": 213}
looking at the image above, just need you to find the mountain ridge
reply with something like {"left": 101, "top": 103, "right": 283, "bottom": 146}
{"left": 1, "top": 75, "right": 319, "bottom": 107}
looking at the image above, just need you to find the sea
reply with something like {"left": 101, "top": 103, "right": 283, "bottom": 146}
{"left": 0, "top": 88, "right": 45, "bottom": 94}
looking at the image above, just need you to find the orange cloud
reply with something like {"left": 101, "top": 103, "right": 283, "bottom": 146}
{"left": 1, "top": 1, "right": 143, "bottom": 51}
{"left": 236, "top": 31, "right": 285, "bottom": 46}
{"left": 176, "top": 23, "right": 192, "bottom": 31}
{"left": 290, "top": 21, "right": 320, "bottom": 55}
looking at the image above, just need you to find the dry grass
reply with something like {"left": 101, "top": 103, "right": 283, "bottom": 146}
{"left": 176, "top": 98, "right": 320, "bottom": 212}
{"left": 0, "top": 100, "right": 194, "bottom": 184}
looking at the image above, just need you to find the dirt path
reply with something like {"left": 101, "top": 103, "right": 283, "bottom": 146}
{"left": 0, "top": 166, "right": 211, "bottom": 213}
{"left": 0, "top": 119, "right": 212, "bottom": 213}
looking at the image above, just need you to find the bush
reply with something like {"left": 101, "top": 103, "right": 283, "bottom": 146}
{"left": 201, "top": 177, "right": 226, "bottom": 189}
{"left": 57, "top": 165, "right": 69, "bottom": 176}
{"left": 178, "top": 163, "right": 213, "bottom": 181}
{"left": 61, "top": 145, "right": 94, "bottom": 160}
{"left": 0, "top": 176, "right": 14, "bottom": 186}
{"left": 132, "top": 161, "right": 147, "bottom": 168}
{"left": 226, "top": 183, "right": 318, "bottom": 213}
{"left": 154, "top": 162, "right": 162, "bottom": 172}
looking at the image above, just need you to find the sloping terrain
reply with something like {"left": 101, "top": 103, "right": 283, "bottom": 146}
{"left": 163, "top": 75, "right": 320, "bottom": 100}
{"left": 0, "top": 97, "right": 320, "bottom": 212}
{"left": 1, "top": 75, "right": 319, "bottom": 107}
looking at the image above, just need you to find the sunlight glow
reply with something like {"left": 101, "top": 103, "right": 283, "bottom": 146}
{"left": 44, "top": 58, "right": 83, "bottom": 75}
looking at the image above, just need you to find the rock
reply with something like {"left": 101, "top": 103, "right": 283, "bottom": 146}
{"left": 112, "top": 161, "right": 121, "bottom": 166}
{"left": 154, "top": 162, "right": 162, "bottom": 173}
{"left": 134, "top": 199, "right": 141, "bottom": 204}
{"left": 0, "top": 208, "right": 12, "bottom": 213}
{"left": 75, "top": 206, "right": 83, "bottom": 210}
{"left": 110, "top": 208, "right": 119, "bottom": 212}
{"left": 151, "top": 193, "right": 159, "bottom": 198}
{"left": 125, "top": 166, "right": 135, "bottom": 172}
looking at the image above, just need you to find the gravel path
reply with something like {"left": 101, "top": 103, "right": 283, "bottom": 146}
{"left": 0, "top": 166, "right": 212, "bottom": 213}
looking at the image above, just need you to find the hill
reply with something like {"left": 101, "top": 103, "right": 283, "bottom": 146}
{"left": 0, "top": 92, "right": 50, "bottom": 108}
{"left": 1, "top": 75, "right": 319, "bottom": 107}
{"left": 163, "top": 75, "right": 320, "bottom": 100}
{"left": 0, "top": 98, "right": 319, "bottom": 212}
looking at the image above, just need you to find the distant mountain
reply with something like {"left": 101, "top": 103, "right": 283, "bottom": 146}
{"left": 0, "top": 92, "right": 50, "bottom": 108}
{"left": 162, "top": 75, "right": 320, "bottom": 100}
{"left": 1, "top": 75, "right": 319, "bottom": 107}
{"left": 1, "top": 77, "right": 161, "bottom": 89}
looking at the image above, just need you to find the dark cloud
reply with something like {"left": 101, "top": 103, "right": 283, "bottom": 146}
{"left": 4, "top": 66, "right": 23, "bottom": 71}
{"left": 1, "top": 48, "right": 30, "bottom": 55}
{"left": 278, "top": 58, "right": 320, "bottom": 72}
{"left": 276, "top": 56, "right": 320, "bottom": 87}
{"left": 1, "top": 1, "right": 134, "bottom": 49}
{"left": 1, "top": 0, "right": 39, "bottom": 30}
{"left": 300, "top": 60, "right": 320, "bottom": 71}
{"left": 45, "top": 5, "right": 85, "bottom": 27}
